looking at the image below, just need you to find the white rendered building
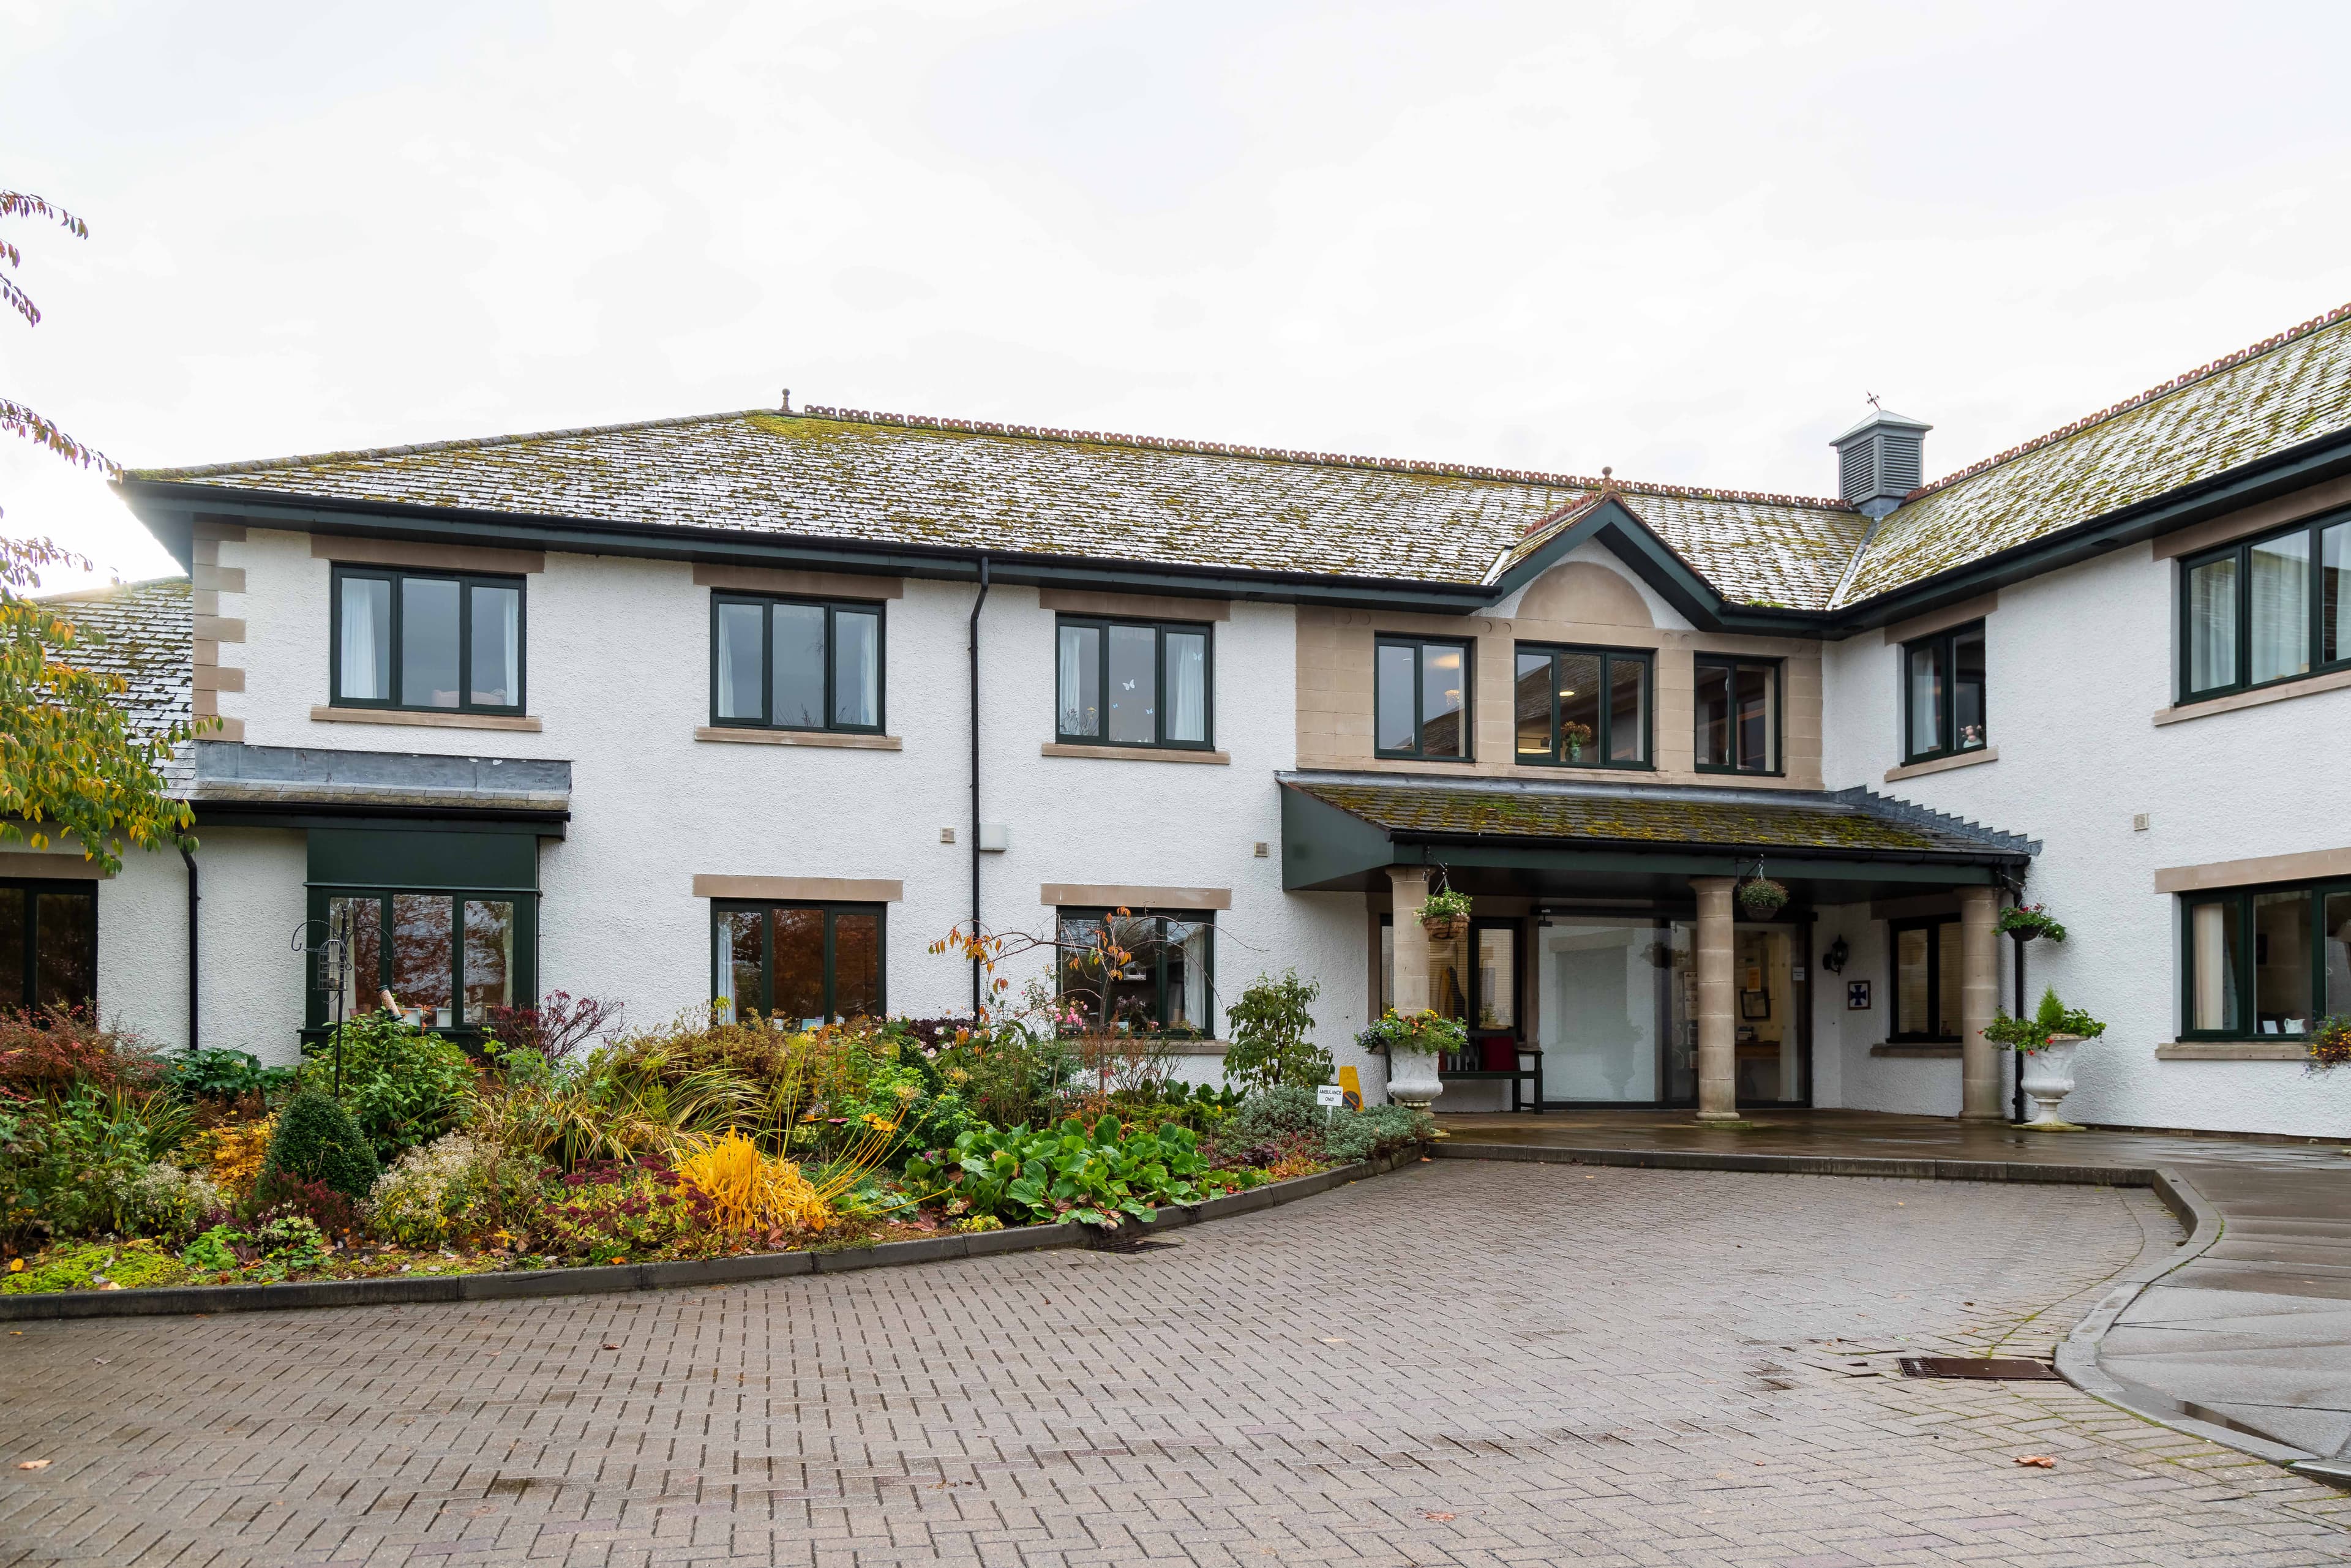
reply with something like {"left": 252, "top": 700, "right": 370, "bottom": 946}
{"left": 24, "top": 302, "right": 2351, "bottom": 1139}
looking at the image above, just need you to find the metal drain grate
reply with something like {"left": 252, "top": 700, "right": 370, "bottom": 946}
{"left": 1898, "top": 1356, "right": 2062, "bottom": 1381}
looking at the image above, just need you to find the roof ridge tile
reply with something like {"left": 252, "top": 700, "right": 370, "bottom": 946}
{"left": 798, "top": 403, "right": 1854, "bottom": 511}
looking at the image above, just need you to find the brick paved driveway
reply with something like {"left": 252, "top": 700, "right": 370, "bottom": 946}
{"left": 5, "top": 1161, "right": 2349, "bottom": 1567}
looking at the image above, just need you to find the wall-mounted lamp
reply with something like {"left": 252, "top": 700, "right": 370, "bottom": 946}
{"left": 1821, "top": 936, "right": 1850, "bottom": 975}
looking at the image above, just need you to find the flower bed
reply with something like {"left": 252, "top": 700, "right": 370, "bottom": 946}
{"left": 1, "top": 1000, "right": 1432, "bottom": 1297}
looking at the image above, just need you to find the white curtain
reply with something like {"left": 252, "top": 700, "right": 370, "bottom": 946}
{"left": 1057, "top": 626, "right": 1089, "bottom": 734}
{"left": 2192, "top": 902, "right": 2233, "bottom": 1030}
{"left": 501, "top": 595, "right": 519, "bottom": 706}
{"left": 340, "top": 580, "right": 382, "bottom": 699}
{"left": 2249, "top": 536, "right": 2309, "bottom": 685}
{"left": 855, "top": 615, "right": 879, "bottom": 726}
{"left": 2189, "top": 558, "right": 2238, "bottom": 690}
{"left": 1168, "top": 634, "right": 1205, "bottom": 742}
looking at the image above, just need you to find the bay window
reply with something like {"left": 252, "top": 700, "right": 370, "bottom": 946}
{"left": 2180, "top": 512, "right": 2351, "bottom": 701}
{"left": 1054, "top": 908, "right": 1213, "bottom": 1037}
{"left": 318, "top": 890, "right": 534, "bottom": 1030}
{"left": 1054, "top": 616, "right": 1212, "bottom": 749}
{"left": 1901, "top": 621, "right": 1985, "bottom": 764}
{"left": 1515, "top": 643, "right": 1649, "bottom": 768}
{"left": 1693, "top": 655, "right": 1780, "bottom": 774}
{"left": 713, "top": 902, "right": 883, "bottom": 1027}
{"left": 332, "top": 566, "right": 523, "bottom": 714}
{"left": 711, "top": 594, "right": 884, "bottom": 733}
{"left": 2181, "top": 881, "right": 2351, "bottom": 1039}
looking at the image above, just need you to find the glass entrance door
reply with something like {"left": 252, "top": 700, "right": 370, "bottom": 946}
{"left": 1536, "top": 917, "right": 1695, "bottom": 1103}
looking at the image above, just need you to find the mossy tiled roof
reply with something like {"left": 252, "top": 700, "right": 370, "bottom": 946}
{"left": 1838, "top": 302, "right": 2351, "bottom": 605}
{"left": 130, "top": 408, "right": 1862, "bottom": 609}
{"left": 127, "top": 302, "right": 2351, "bottom": 612}
{"left": 1289, "top": 776, "right": 2015, "bottom": 858}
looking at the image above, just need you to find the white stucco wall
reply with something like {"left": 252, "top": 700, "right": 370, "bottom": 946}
{"left": 1817, "top": 537, "right": 2351, "bottom": 1137}
{"left": 114, "top": 531, "right": 1382, "bottom": 1078}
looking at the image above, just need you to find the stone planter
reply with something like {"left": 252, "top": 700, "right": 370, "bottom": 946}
{"left": 2018, "top": 1033, "right": 2082, "bottom": 1128}
{"left": 1386, "top": 1046, "right": 1445, "bottom": 1110}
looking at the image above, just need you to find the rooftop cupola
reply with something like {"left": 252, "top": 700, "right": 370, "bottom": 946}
{"left": 1831, "top": 405, "right": 1932, "bottom": 517}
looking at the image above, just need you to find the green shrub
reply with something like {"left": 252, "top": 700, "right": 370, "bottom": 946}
{"left": 258, "top": 1089, "right": 381, "bottom": 1201}
{"left": 1, "top": 1086, "right": 193, "bottom": 1242}
{"left": 252, "top": 1212, "right": 328, "bottom": 1274}
{"left": 366, "top": 1133, "right": 541, "bottom": 1248}
{"left": 300, "top": 1013, "right": 476, "bottom": 1161}
{"left": 1223, "top": 972, "right": 1331, "bottom": 1096}
{"left": 164, "top": 1048, "right": 294, "bottom": 1103}
{"left": 179, "top": 1225, "right": 242, "bottom": 1272}
{"left": 904, "top": 1115, "right": 1209, "bottom": 1229}
{"left": 111, "top": 1161, "right": 225, "bottom": 1242}
{"left": 1321, "top": 1104, "right": 1434, "bottom": 1163}
{"left": 932, "top": 1032, "right": 1081, "bottom": 1132}
{"left": 1223, "top": 1085, "right": 1323, "bottom": 1146}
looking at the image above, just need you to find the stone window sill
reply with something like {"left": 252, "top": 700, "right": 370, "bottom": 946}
{"left": 694, "top": 726, "right": 902, "bottom": 751}
{"left": 2153, "top": 1040, "right": 2309, "bottom": 1061}
{"left": 312, "top": 705, "right": 542, "bottom": 733}
{"left": 1869, "top": 1042, "right": 1960, "bottom": 1059}
{"left": 2153, "top": 667, "right": 2351, "bottom": 726}
{"left": 1883, "top": 747, "right": 1996, "bottom": 784}
{"left": 1041, "top": 742, "right": 1230, "bottom": 765}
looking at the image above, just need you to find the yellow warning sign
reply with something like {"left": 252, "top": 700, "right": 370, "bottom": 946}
{"left": 1337, "top": 1063, "right": 1364, "bottom": 1111}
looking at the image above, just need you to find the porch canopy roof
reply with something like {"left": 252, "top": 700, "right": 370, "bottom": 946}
{"left": 1278, "top": 772, "right": 2033, "bottom": 906}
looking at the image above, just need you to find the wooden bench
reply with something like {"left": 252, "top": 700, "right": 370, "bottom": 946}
{"left": 1439, "top": 1037, "right": 1544, "bottom": 1113}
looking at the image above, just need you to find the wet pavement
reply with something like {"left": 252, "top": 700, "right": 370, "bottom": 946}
{"left": 1437, "top": 1108, "right": 2351, "bottom": 1471}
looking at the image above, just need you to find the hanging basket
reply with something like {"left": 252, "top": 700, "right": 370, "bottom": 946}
{"left": 1417, "top": 887, "right": 1473, "bottom": 941}
{"left": 1736, "top": 876, "right": 1789, "bottom": 919}
{"left": 1422, "top": 913, "right": 1471, "bottom": 942}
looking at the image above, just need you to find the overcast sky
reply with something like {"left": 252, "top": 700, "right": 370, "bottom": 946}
{"left": 5, "top": 0, "right": 2349, "bottom": 589}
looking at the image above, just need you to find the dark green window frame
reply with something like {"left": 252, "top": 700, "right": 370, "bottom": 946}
{"left": 1692, "top": 653, "right": 1783, "bottom": 775}
{"left": 711, "top": 901, "right": 887, "bottom": 1026}
{"left": 1052, "top": 615, "right": 1215, "bottom": 750}
{"left": 1888, "top": 915, "right": 1960, "bottom": 1043}
{"left": 0, "top": 878, "right": 97, "bottom": 1013}
{"left": 2178, "top": 880, "right": 2351, "bottom": 1041}
{"left": 328, "top": 564, "right": 527, "bottom": 716}
{"left": 1052, "top": 907, "right": 1216, "bottom": 1039}
{"left": 302, "top": 885, "right": 538, "bottom": 1037}
{"left": 1513, "top": 642, "right": 1652, "bottom": 769}
{"left": 708, "top": 593, "right": 887, "bottom": 735}
{"left": 2177, "top": 510, "right": 2351, "bottom": 702}
{"left": 1900, "top": 621, "right": 1987, "bottom": 765}
{"left": 1374, "top": 636, "right": 1474, "bottom": 761}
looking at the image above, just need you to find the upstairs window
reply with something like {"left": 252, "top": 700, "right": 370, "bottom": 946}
{"left": 711, "top": 595, "right": 884, "bottom": 733}
{"left": 1055, "top": 617, "right": 1212, "bottom": 749}
{"left": 1374, "top": 637, "right": 1471, "bottom": 760}
{"left": 1515, "top": 643, "right": 1649, "bottom": 768}
{"left": 1902, "top": 621, "right": 1985, "bottom": 764}
{"left": 332, "top": 566, "right": 523, "bottom": 714}
{"left": 2180, "top": 513, "right": 2351, "bottom": 702}
{"left": 1693, "top": 655, "right": 1780, "bottom": 774}
{"left": 2181, "top": 881, "right": 2351, "bottom": 1039}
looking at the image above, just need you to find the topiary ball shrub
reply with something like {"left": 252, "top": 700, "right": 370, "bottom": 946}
{"left": 258, "top": 1089, "right": 381, "bottom": 1202}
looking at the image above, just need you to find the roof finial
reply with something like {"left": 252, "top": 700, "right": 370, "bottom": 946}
{"left": 1601, "top": 465, "right": 1613, "bottom": 483}
{"left": 781, "top": 388, "right": 792, "bottom": 414}
{"left": 1866, "top": 391, "right": 1882, "bottom": 413}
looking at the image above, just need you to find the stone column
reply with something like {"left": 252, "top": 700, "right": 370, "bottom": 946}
{"left": 1692, "top": 877, "right": 1739, "bottom": 1123}
{"left": 1957, "top": 885, "right": 2003, "bottom": 1121}
{"left": 1386, "top": 866, "right": 1433, "bottom": 1015}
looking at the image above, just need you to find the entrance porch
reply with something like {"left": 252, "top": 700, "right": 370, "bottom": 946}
{"left": 1280, "top": 771, "right": 2035, "bottom": 1121}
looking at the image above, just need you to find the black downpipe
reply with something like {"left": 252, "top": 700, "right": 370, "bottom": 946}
{"left": 968, "top": 555, "right": 991, "bottom": 1016}
{"left": 179, "top": 846, "right": 200, "bottom": 1054}
{"left": 2011, "top": 928, "right": 2027, "bottom": 1124}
